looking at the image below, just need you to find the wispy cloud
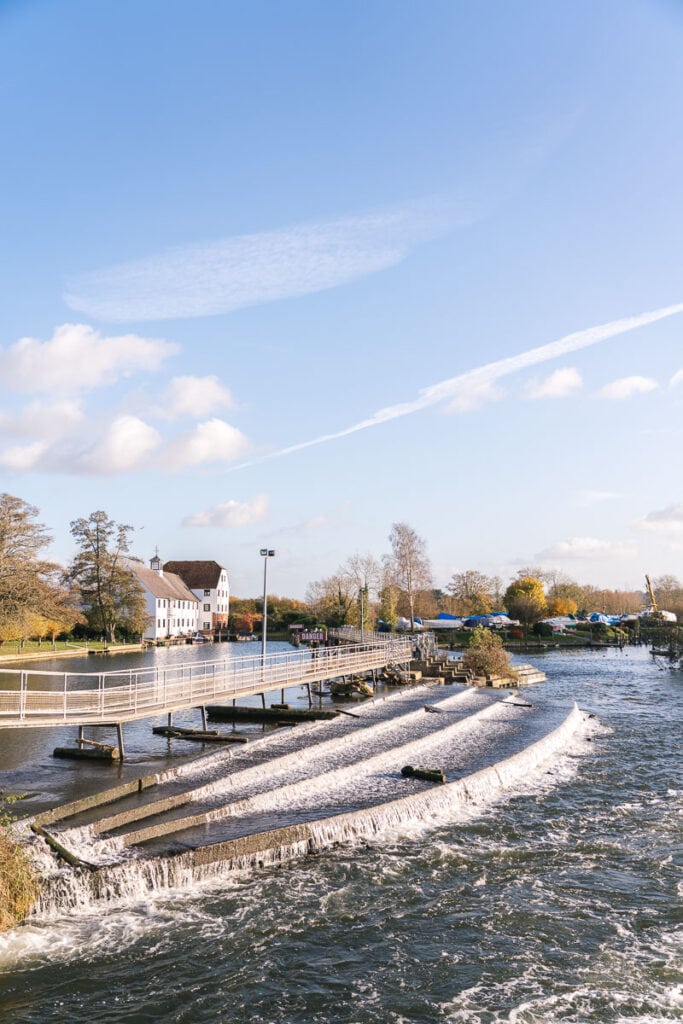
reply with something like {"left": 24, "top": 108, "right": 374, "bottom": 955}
{"left": 596, "top": 375, "right": 658, "bottom": 399}
{"left": 229, "top": 301, "right": 683, "bottom": 470}
{"left": 526, "top": 366, "right": 582, "bottom": 399}
{"left": 0, "top": 398, "right": 84, "bottom": 439}
{"left": 0, "top": 440, "right": 49, "bottom": 471}
{"left": 446, "top": 379, "right": 504, "bottom": 413}
{"left": 577, "top": 490, "right": 622, "bottom": 507}
{"left": 183, "top": 494, "right": 269, "bottom": 528}
{"left": 635, "top": 503, "right": 683, "bottom": 534}
{"left": 0, "top": 324, "right": 177, "bottom": 393}
{"left": 670, "top": 369, "right": 683, "bottom": 387}
{"left": 538, "top": 537, "right": 637, "bottom": 560}
{"left": 65, "top": 197, "right": 470, "bottom": 322}
{"left": 153, "top": 375, "right": 235, "bottom": 420}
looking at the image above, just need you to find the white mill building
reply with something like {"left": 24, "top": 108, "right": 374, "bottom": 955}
{"left": 130, "top": 554, "right": 200, "bottom": 641}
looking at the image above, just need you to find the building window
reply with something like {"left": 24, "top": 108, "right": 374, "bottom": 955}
{"left": 204, "top": 603, "right": 211, "bottom": 612}
{"left": 204, "top": 589, "right": 211, "bottom": 596}
{"left": 203, "top": 621, "right": 210, "bottom": 629}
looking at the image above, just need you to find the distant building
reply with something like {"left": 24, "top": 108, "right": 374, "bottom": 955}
{"left": 130, "top": 554, "right": 200, "bottom": 640}
{"left": 163, "top": 560, "right": 230, "bottom": 632}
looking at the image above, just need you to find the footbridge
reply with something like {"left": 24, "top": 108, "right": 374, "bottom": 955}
{"left": 0, "top": 636, "right": 413, "bottom": 732}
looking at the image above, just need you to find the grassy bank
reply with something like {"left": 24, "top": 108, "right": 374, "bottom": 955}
{"left": 0, "top": 638, "right": 142, "bottom": 663}
{"left": 0, "top": 802, "right": 40, "bottom": 931}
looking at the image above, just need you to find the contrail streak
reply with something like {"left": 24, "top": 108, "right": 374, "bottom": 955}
{"left": 231, "top": 302, "right": 683, "bottom": 470}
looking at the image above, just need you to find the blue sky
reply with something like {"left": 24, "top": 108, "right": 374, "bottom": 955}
{"left": 1, "top": 0, "right": 682, "bottom": 598}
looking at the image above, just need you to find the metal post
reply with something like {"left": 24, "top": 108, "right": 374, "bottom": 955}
{"left": 260, "top": 548, "right": 275, "bottom": 666}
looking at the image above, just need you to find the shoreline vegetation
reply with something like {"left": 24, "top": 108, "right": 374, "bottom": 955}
{"left": 0, "top": 800, "right": 40, "bottom": 932}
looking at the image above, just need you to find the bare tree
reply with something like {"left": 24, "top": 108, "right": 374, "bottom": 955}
{"left": 341, "top": 552, "right": 382, "bottom": 632}
{"left": 388, "top": 522, "right": 432, "bottom": 630}
{"left": 305, "top": 573, "right": 358, "bottom": 627}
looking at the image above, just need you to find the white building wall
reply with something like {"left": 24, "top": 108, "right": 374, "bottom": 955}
{"left": 140, "top": 592, "right": 200, "bottom": 640}
{"left": 192, "top": 569, "right": 230, "bottom": 631}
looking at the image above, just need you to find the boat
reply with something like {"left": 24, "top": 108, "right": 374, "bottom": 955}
{"left": 189, "top": 632, "right": 209, "bottom": 644}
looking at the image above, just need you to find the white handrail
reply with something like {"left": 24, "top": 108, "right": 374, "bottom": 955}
{"left": 0, "top": 638, "right": 413, "bottom": 726}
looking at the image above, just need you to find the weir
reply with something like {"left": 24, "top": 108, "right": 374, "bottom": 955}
{"left": 21, "top": 682, "right": 592, "bottom": 919}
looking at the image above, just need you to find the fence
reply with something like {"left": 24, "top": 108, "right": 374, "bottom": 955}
{"left": 0, "top": 638, "right": 413, "bottom": 726}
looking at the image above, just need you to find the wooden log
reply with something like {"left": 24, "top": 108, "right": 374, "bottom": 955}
{"left": 53, "top": 745, "right": 120, "bottom": 761}
{"left": 77, "top": 736, "right": 117, "bottom": 750}
{"left": 401, "top": 764, "right": 446, "bottom": 784}
{"left": 31, "top": 823, "right": 95, "bottom": 870}
{"left": 152, "top": 726, "right": 249, "bottom": 743}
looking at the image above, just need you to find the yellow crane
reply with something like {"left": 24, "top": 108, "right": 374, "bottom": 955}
{"left": 645, "top": 575, "right": 658, "bottom": 613}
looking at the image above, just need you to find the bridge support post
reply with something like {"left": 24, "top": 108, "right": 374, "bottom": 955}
{"left": 77, "top": 725, "right": 84, "bottom": 747}
{"left": 260, "top": 693, "right": 266, "bottom": 709}
{"left": 306, "top": 682, "right": 312, "bottom": 707}
{"left": 200, "top": 706, "right": 207, "bottom": 731}
{"left": 116, "top": 723, "right": 125, "bottom": 759}
{"left": 168, "top": 712, "right": 172, "bottom": 729}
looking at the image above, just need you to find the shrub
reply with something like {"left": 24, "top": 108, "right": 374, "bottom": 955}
{"left": 0, "top": 799, "right": 40, "bottom": 931}
{"left": 462, "top": 626, "right": 518, "bottom": 681}
{"left": 533, "top": 621, "right": 553, "bottom": 638}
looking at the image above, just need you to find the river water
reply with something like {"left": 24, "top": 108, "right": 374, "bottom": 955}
{"left": 0, "top": 645, "right": 681, "bottom": 1023}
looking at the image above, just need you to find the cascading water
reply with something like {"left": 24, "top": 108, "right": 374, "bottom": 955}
{"left": 25, "top": 686, "right": 593, "bottom": 920}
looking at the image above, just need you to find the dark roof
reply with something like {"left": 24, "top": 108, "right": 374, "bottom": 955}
{"left": 130, "top": 565, "right": 199, "bottom": 603}
{"left": 163, "top": 560, "right": 225, "bottom": 590}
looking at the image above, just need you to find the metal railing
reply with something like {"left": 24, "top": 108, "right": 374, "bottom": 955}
{"left": 331, "top": 625, "right": 437, "bottom": 659}
{"left": 0, "top": 638, "right": 413, "bottom": 727}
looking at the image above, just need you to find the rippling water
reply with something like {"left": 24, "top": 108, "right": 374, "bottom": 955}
{"left": 0, "top": 647, "right": 681, "bottom": 1024}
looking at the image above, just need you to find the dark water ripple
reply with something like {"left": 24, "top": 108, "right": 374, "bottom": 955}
{"left": 0, "top": 647, "right": 681, "bottom": 1024}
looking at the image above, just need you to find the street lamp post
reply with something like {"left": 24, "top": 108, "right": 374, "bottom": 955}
{"left": 260, "top": 548, "right": 275, "bottom": 667}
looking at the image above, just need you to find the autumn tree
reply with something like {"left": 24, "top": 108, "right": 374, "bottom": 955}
{"left": 504, "top": 575, "right": 547, "bottom": 639}
{"left": 388, "top": 522, "right": 432, "bottom": 630}
{"left": 0, "top": 493, "right": 80, "bottom": 647}
{"left": 67, "top": 511, "right": 149, "bottom": 642}
{"left": 546, "top": 595, "right": 578, "bottom": 617}
{"left": 447, "top": 570, "right": 497, "bottom": 616}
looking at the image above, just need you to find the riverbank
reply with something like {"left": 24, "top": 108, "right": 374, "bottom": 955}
{"left": 0, "top": 642, "right": 143, "bottom": 665}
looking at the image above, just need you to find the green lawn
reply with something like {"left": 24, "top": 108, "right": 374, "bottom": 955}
{"left": 0, "top": 639, "right": 135, "bottom": 661}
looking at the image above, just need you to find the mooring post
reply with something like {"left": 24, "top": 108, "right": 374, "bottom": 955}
{"left": 281, "top": 687, "right": 285, "bottom": 704}
{"left": 77, "top": 725, "right": 84, "bottom": 748}
{"left": 116, "top": 723, "right": 125, "bottom": 759}
{"left": 306, "top": 682, "right": 312, "bottom": 707}
{"left": 260, "top": 693, "right": 266, "bottom": 709}
{"left": 200, "top": 705, "right": 207, "bottom": 731}
{"left": 168, "top": 711, "right": 172, "bottom": 729}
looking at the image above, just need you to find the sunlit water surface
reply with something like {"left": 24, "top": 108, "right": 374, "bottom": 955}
{"left": 0, "top": 647, "right": 681, "bottom": 1024}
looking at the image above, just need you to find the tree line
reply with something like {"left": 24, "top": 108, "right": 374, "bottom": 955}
{"left": 303, "top": 525, "right": 683, "bottom": 631}
{"left": 2, "top": 493, "right": 681, "bottom": 647}
{"left": 0, "top": 494, "right": 148, "bottom": 648}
